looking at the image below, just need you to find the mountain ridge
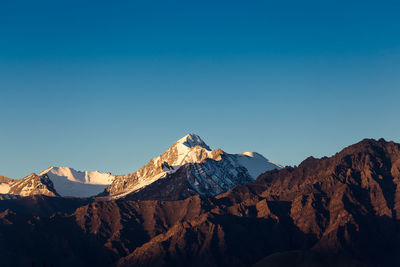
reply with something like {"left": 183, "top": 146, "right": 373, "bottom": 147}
{"left": 0, "top": 134, "right": 281, "bottom": 200}
{"left": 1, "top": 138, "right": 399, "bottom": 266}
{"left": 103, "top": 134, "right": 281, "bottom": 199}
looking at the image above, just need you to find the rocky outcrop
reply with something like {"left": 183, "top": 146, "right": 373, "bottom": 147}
{"left": 7, "top": 173, "right": 59, "bottom": 197}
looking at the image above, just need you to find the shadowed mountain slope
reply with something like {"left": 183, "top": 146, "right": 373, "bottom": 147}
{"left": 0, "top": 138, "right": 399, "bottom": 267}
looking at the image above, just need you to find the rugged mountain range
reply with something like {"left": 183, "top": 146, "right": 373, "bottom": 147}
{"left": 0, "top": 134, "right": 280, "bottom": 199}
{"left": 104, "top": 134, "right": 281, "bottom": 199}
{"left": 0, "top": 138, "right": 399, "bottom": 266}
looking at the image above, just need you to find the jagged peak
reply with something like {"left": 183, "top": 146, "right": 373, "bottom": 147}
{"left": 350, "top": 138, "right": 395, "bottom": 148}
{"left": 335, "top": 137, "right": 399, "bottom": 159}
{"left": 175, "top": 134, "right": 211, "bottom": 150}
{"left": 39, "top": 166, "right": 72, "bottom": 177}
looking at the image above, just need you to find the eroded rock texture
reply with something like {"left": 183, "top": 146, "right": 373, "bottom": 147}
{"left": 1, "top": 138, "right": 399, "bottom": 267}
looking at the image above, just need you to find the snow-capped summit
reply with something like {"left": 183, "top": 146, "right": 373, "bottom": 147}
{"left": 40, "top": 166, "right": 114, "bottom": 185}
{"left": 176, "top": 134, "right": 211, "bottom": 150}
{"left": 39, "top": 166, "right": 115, "bottom": 197}
{"left": 104, "top": 134, "right": 216, "bottom": 197}
{"left": 104, "top": 134, "right": 282, "bottom": 199}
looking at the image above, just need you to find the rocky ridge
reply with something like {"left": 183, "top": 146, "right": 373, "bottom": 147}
{"left": 0, "top": 138, "right": 399, "bottom": 266}
{"left": 104, "top": 134, "right": 281, "bottom": 199}
{"left": 7, "top": 173, "right": 59, "bottom": 197}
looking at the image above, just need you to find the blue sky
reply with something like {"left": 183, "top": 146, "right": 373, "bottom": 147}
{"left": 1, "top": 0, "right": 399, "bottom": 178}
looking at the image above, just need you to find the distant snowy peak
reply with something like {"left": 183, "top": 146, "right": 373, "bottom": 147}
{"left": 40, "top": 166, "right": 114, "bottom": 185}
{"left": 0, "top": 168, "right": 116, "bottom": 198}
{"left": 39, "top": 166, "right": 116, "bottom": 198}
{"left": 176, "top": 134, "right": 211, "bottom": 150}
{"left": 104, "top": 134, "right": 217, "bottom": 198}
{"left": 171, "top": 134, "right": 212, "bottom": 166}
{"left": 105, "top": 134, "right": 282, "bottom": 198}
{"left": 0, "top": 134, "right": 281, "bottom": 200}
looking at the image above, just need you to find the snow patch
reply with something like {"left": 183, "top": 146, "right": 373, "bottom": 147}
{"left": 237, "top": 152, "right": 281, "bottom": 180}
{"left": 40, "top": 166, "right": 114, "bottom": 185}
{"left": 176, "top": 134, "right": 211, "bottom": 150}
{"left": 0, "top": 183, "right": 10, "bottom": 194}
{"left": 39, "top": 166, "right": 115, "bottom": 198}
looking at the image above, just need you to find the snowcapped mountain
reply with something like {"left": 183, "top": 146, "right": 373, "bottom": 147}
{"left": 38, "top": 167, "right": 115, "bottom": 197}
{"left": 0, "top": 168, "right": 116, "bottom": 198}
{"left": 103, "top": 134, "right": 282, "bottom": 199}
{"left": 0, "top": 134, "right": 281, "bottom": 199}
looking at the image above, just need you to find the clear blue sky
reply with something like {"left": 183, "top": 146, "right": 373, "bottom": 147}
{"left": 1, "top": 0, "right": 399, "bottom": 178}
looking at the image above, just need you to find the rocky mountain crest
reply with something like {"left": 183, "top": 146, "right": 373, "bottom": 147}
{"left": 103, "top": 134, "right": 280, "bottom": 198}
{"left": 7, "top": 173, "right": 59, "bottom": 197}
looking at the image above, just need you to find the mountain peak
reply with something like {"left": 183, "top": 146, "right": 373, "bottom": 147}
{"left": 241, "top": 152, "right": 268, "bottom": 161}
{"left": 35, "top": 166, "right": 116, "bottom": 197}
{"left": 176, "top": 134, "right": 211, "bottom": 150}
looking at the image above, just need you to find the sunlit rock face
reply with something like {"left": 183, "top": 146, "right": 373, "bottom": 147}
{"left": 7, "top": 173, "right": 59, "bottom": 197}
{"left": 103, "top": 134, "right": 281, "bottom": 199}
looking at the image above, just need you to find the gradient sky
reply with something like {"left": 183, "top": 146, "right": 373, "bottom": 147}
{"left": 1, "top": 0, "right": 399, "bottom": 178}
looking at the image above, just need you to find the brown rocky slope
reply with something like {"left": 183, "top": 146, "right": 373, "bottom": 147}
{"left": 0, "top": 138, "right": 399, "bottom": 267}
